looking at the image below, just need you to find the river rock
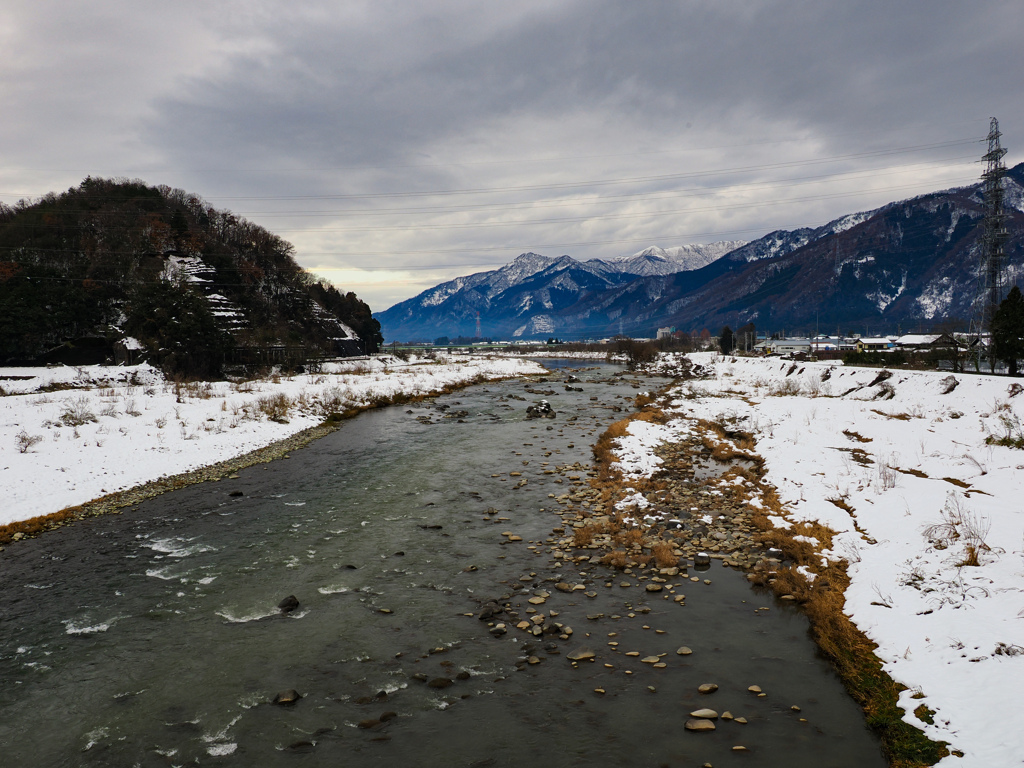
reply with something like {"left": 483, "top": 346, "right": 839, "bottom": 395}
{"left": 685, "top": 718, "right": 716, "bottom": 732}
{"left": 747, "top": 685, "right": 762, "bottom": 693}
{"left": 567, "top": 648, "right": 596, "bottom": 662}
{"left": 278, "top": 595, "right": 300, "bottom": 613}
{"left": 698, "top": 684, "right": 719, "bottom": 694}
{"left": 689, "top": 708, "right": 718, "bottom": 719}
{"left": 676, "top": 646, "right": 693, "bottom": 655}
{"left": 478, "top": 602, "right": 502, "bottom": 620}
{"left": 526, "top": 401, "right": 555, "bottom": 419}
{"left": 273, "top": 689, "right": 302, "bottom": 705}
{"left": 427, "top": 678, "right": 454, "bottom": 689}
{"left": 645, "top": 584, "right": 662, "bottom": 593}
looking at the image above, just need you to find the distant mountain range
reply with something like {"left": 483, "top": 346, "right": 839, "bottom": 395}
{"left": 376, "top": 163, "right": 1024, "bottom": 341}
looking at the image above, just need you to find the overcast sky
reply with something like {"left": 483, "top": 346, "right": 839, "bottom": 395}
{"left": 3, "top": 1, "right": 1023, "bottom": 311}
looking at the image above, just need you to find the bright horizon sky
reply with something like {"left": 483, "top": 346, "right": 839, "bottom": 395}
{"left": 2, "top": 2, "right": 1022, "bottom": 311}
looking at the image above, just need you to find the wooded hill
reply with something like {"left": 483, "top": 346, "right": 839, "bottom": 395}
{"left": 0, "top": 178, "right": 382, "bottom": 374}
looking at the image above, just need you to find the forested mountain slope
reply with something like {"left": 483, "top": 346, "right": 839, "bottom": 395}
{"left": 0, "top": 178, "right": 381, "bottom": 373}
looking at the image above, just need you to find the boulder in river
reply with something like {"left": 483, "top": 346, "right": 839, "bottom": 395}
{"left": 567, "top": 648, "right": 596, "bottom": 662}
{"left": 278, "top": 595, "right": 300, "bottom": 613}
{"left": 478, "top": 602, "right": 503, "bottom": 620}
{"left": 684, "top": 718, "right": 716, "bottom": 732}
{"left": 273, "top": 689, "right": 302, "bottom": 705}
{"left": 526, "top": 401, "right": 556, "bottom": 419}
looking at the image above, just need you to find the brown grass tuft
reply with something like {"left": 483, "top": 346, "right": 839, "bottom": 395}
{"left": 572, "top": 526, "right": 595, "bottom": 547}
{"left": 651, "top": 541, "right": 679, "bottom": 568}
{"left": 600, "top": 550, "right": 628, "bottom": 569}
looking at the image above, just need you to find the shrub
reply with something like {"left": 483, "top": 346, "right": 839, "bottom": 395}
{"left": 767, "top": 379, "right": 802, "bottom": 396}
{"left": 572, "top": 526, "right": 595, "bottom": 547}
{"left": 15, "top": 430, "right": 43, "bottom": 453}
{"left": 59, "top": 396, "right": 96, "bottom": 426}
{"left": 651, "top": 541, "right": 678, "bottom": 568}
{"left": 257, "top": 393, "right": 292, "bottom": 422}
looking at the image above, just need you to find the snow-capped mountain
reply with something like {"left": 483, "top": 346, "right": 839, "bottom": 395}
{"left": 375, "top": 164, "right": 1024, "bottom": 341}
{"left": 375, "top": 243, "right": 746, "bottom": 341}
{"left": 593, "top": 241, "right": 747, "bottom": 277}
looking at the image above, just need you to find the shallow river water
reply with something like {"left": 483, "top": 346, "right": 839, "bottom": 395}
{"left": 0, "top": 361, "right": 885, "bottom": 767}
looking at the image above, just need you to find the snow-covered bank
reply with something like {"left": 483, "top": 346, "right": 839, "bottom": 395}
{"left": 0, "top": 356, "right": 544, "bottom": 526}
{"left": 615, "top": 353, "right": 1024, "bottom": 766}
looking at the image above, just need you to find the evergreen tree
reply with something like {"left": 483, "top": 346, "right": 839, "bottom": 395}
{"left": 719, "top": 325, "right": 735, "bottom": 355}
{"left": 992, "top": 285, "right": 1024, "bottom": 375}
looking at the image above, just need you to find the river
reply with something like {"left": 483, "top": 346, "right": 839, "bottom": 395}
{"left": 0, "top": 361, "right": 885, "bottom": 767}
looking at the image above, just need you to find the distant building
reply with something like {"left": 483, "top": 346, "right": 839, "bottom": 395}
{"left": 856, "top": 337, "right": 895, "bottom": 353}
{"left": 656, "top": 327, "right": 674, "bottom": 340}
{"left": 770, "top": 338, "right": 812, "bottom": 354}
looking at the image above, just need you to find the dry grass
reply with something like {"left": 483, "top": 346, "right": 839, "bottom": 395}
{"left": 834, "top": 447, "right": 874, "bottom": 466}
{"left": 572, "top": 526, "right": 595, "bottom": 547}
{"left": 746, "top": 485, "right": 948, "bottom": 766}
{"left": 651, "top": 541, "right": 679, "bottom": 568}
{"left": 871, "top": 409, "right": 914, "bottom": 420}
{"left": 600, "top": 550, "right": 629, "bottom": 569}
{"left": 843, "top": 429, "right": 873, "bottom": 443}
{"left": 256, "top": 393, "right": 293, "bottom": 422}
{"left": 0, "top": 508, "right": 77, "bottom": 544}
{"left": 633, "top": 392, "right": 656, "bottom": 409}
{"left": 827, "top": 496, "right": 855, "bottom": 513}
{"left": 696, "top": 418, "right": 762, "bottom": 465}
{"left": 895, "top": 466, "right": 929, "bottom": 479}
{"left": 613, "top": 528, "right": 644, "bottom": 548}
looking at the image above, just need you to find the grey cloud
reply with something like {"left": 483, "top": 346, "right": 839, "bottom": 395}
{"left": 3, "top": 1, "right": 1023, "bottom": 310}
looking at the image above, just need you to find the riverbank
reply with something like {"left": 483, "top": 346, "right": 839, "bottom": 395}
{"left": 0, "top": 362, "right": 888, "bottom": 767}
{"left": 592, "top": 352, "right": 1024, "bottom": 767}
{"left": 0, "top": 355, "right": 545, "bottom": 540}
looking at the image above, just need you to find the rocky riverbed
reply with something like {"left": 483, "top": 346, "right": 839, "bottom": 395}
{"left": 0, "top": 361, "right": 885, "bottom": 767}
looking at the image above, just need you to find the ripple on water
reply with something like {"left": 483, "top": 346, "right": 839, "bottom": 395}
{"left": 63, "top": 617, "right": 121, "bottom": 636}
{"left": 214, "top": 608, "right": 278, "bottom": 624}
{"left": 146, "top": 537, "right": 217, "bottom": 558}
{"left": 82, "top": 727, "right": 109, "bottom": 751}
{"left": 318, "top": 584, "right": 349, "bottom": 595}
{"left": 145, "top": 565, "right": 192, "bottom": 581}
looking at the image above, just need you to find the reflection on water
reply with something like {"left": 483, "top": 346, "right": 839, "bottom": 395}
{"left": 0, "top": 363, "right": 884, "bottom": 767}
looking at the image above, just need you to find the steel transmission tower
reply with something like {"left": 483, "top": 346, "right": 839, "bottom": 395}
{"left": 970, "top": 117, "right": 1010, "bottom": 369}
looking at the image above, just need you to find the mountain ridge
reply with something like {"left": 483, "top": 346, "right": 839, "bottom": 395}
{"left": 375, "top": 166, "right": 1024, "bottom": 341}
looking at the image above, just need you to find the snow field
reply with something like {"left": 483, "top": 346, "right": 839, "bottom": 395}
{"left": 614, "top": 353, "right": 1024, "bottom": 766}
{"left": 0, "top": 355, "right": 544, "bottom": 525}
